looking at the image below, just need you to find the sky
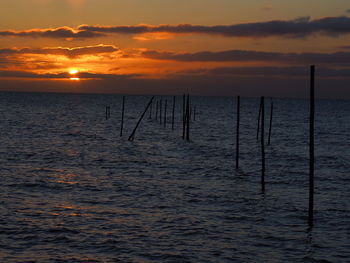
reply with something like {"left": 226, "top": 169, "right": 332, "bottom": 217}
{"left": 1, "top": 0, "right": 350, "bottom": 98}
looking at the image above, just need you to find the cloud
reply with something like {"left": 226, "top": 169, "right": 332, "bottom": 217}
{"left": 0, "top": 70, "right": 138, "bottom": 80}
{"left": 79, "top": 16, "right": 350, "bottom": 38}
{"left": 203, "top": 66, "right": 350, "bottom": 78}
{"left": 1, "top": 69, "right": 350, "bottom": 99}
{"left": 141, "top": 49, "right": 350, "bottom": 64}
{"left": 142, "top": 50, "right": 286, "bottom": 62}
{"left": 2, "top": 64, "right": 349, "bottom": 81}
{"left": 2, "top": 16, "right": 350, "bottom": 40}
{"left": 346, "top": 9, "right": 350, "bottom": 13}
{"left": 0, "top": 44, "right": 119, "bottom": 58}
{"left": 0, "top": 26, "right": 104, "bottom": 39}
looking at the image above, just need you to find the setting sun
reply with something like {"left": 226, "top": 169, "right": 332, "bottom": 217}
{"left": 69, "top": 68, "right": 80, "bottom": 80}
{"left": 69, "top": 69, "right": 78, "bottom": 75}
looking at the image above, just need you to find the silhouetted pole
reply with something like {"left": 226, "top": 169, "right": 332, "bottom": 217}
{"left": 182, "top": 94, "right": 186, "bottom": 139}
{"left": 171, "top": 96, "right": 175, "bottom": 131}
{"left": 194, "top": 106, "right": 196, "bottom": 121}
{"left": 149, "top": 100, "right": 153, "bottom": 119}
{"left": 261, "top": 96, "right": 265, "bottom": 192}
{"left": 257, "top": 99, "right": 263, "bottom": 141}
{"left": 268, "top": 99, "right": 274, "bottom": 146}
{"left": 160, "top": 99, "right": 162, "bottom": 125}
{"left": 236, "top": 96, "right": 240, "bottom": 170}
{"left": 106, "top": 106, "right": 110, "bottom": 119}
{"left": 309, "top": 65, "right": 315, "bottom": 227}
{"left": 186, "top": 94, "right": 190, "bottom": 141}
{"left": 128, "top": 96, "right": 154, "bottom": 141}
{"left": 155, "top": 100, "right": 159, "bottom": 120}
{"left": 164, "top": 100, "right": 167, "bottom": 128}
{"left": 120, "top": 96, "right": 125, "bottom": 137}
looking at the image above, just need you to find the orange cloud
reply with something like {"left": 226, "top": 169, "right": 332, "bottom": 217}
{"left": 0, "top": 44, "right": 120, "bottom": 58}
{"left": 0, "top": 26, "right": 103, "bottom": 39}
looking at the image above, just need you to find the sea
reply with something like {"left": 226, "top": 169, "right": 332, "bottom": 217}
{"left": 0, "top": 92, "right": 349, "bottom": 262}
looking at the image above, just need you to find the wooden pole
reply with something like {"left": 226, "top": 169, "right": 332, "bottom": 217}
{"left": 257, "top": 99, "right": 263, "bottom": 141}
{"left": 268, "top": 99, "right": 274, "bottom": 146}
{"left": 186, "top": 94, "right": 190, "bottom": 141}
{"left": 190, "top": 106, "right": 193, "bottom": 121}
{"left": 155, "top": 100, "right": 159, "bottom": 120}
{"left": 149, "top": 100, "right": 153, "bottom": 119}
{"left": 164, "top": 100, "right": 167, "bottom": 128}
{"left": 261, "top": 96, "right": 265, "bottom": 192}
{"left": 194, "top": 106, "right": 196, "bottom": 121}
{"left": 160, "top": 99, "right": 162, "bottom": 125}
{"left": 120, "top": 96, "right": 125, "bottom": 137}
{"left": 236, "top": 96, "right": 240, "bottom": 170}
{"left": 309, "top": 65, "right": 315, "bottom": 226}
{"left": 171, "top": 96, "right": 175, "bottom": 131}
{"left": 106, "top": 106, "right": 110, "bottom": 119}
{"left": 182, "top": 94, "right": 186, "bottom": 140}
{"left": 128, "top": 97, "right": 154, "bottom": 141}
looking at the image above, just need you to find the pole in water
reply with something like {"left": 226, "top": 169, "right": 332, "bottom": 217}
{"left": 190, "top": 106, "right": 193, "bottom": 121}
{"left": 182, "top": 94, "right": 186, "bottom": 140}
{"left": 186, "top": 94, "right": 190, "bottom": 141}
{"left": 160, "top": 99, "right": 163, "bottom": 125}
{"left": 128, "top": 97, "right": 154, "bottom": 141}
{"left": 309, "top": 65, "right": 315, "bottom": 227}
{"left": 171, "top": 96, "right": 176, "bottom": 131}
{"left": 120, "top": 96, "right": 125, "bottom": 137}
{"left": 268, "top": 98, "right": 274, "bottom": 146}
{"left": 155, "top": 100, "right": 159, "bottom": 121}
{"left": 194, "top": 106, "right": 196, "bottom": 121}
{"left": 164, "top": 100, "right": 167, "bottom": 128}
{"left": 257, "top": 99, "right": 263, "bottom": 141}
{"left": 236, "top": 96, "right": 240, "bottom": 170}
{"left": 261, "top": 96, "right": 265, "bottom": 192}
{"left": 149, "top": 100, "right": 153, "bottom": 119}
{"left": 106, "top": 106, "right": 110, "bottom": 119}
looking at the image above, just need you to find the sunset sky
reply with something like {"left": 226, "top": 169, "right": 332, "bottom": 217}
{"left": 1, "top": 0, "right": 350, "bottom": 98}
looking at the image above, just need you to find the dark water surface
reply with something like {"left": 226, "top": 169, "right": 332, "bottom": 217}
{"left": 0, "top": 92, "right": 349, "bottom": 262}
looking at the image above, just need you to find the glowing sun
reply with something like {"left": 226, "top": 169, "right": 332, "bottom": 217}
{"left": 69, "top": 69, "right": 79, "bottom": 75}
{"left": 69, "top": 69, "right": 80, "bottom": 81}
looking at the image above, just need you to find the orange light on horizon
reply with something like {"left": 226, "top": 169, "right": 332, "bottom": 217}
{"left": 70, "top": 77, "right": 80, "bottom": 81}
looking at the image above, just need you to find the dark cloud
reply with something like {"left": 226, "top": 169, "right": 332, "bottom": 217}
{"left": 0, "top": 26, "right": 104, "bottom": 39}
{"left": 141, "top": 49, "right": 350, "bottom": 65}
{"left": 0, "top": 45, "right": 119, "bottom": 58}
{"left": 2, "top": 16, "right": 350, "bottom": 40}
{"left": 203, "top": 66, "right": 350, "bottom": 78}
{"left": 79, "top": 16, "right": 350, "bottom": 38}
{"left": 0, "top": 70, "right": 138, "bottom": 80}
{"left": 1, "top": 71, "right": 349, "bottom": 99}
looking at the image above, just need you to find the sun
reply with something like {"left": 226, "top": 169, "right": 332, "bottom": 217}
{"left": 69, "top": 69, "right": 79, "bottom": 75}
{"left": 68, "top": 68, "right": 80, "bottom": 81}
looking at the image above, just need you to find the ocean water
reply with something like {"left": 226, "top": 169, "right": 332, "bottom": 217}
{"left": 0, "top": 92, "right": 349, "bottom": 262}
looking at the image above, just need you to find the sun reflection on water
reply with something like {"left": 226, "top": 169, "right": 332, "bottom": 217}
{"left": 53, "top": 173, "right": 79, "bottom": 185}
